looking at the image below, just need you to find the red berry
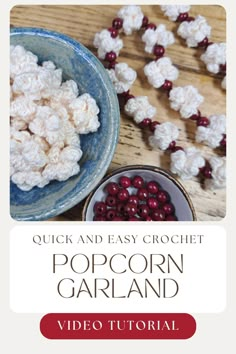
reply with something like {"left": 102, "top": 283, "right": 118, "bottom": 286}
{"left": 94, "top": 202, "right": 107, "bottom": 216}
{"left": 171, "top": 146, "right": 184, "bottom": 152}
{"left": 198, "top": 37, "right": 209, "bottom": 48}
{"left": 108, "top": 27, "right": 118, "bottom": 38}
{"left": 147, "top": 197, "right": 159, "bottom": 209}
{"left": 177, "top": 12, "right": 189, "bottom": 22}
{"left": 146, "top": 23, "right": 157, "bottom": 30}
{"left": 162, "top": 80, "right": 173, "bottom": 91}
{"left": 116, "top": 202, "right": 125, "bottom": 214}
{"left": 137, "top": 188, "right": 149, "bottom": 201}
{"left": 113, "top": 216, "right": 124, "bottom": 221}
{"left": 105, "top": 51, "right": 117, "bottom": 62}
{"left": 197, "top": 117, "right": 210, "bottom": 127}
{"left": 147, "top": 181, "right": 159, "bottom": 194}
{"left": 153, "top": 44, "right": 165, "bottom": 58}
{"left": 93, "top": 215, "right": 106, "bottom": 221}
{"left": 149, "top": 121, "right": 160, "bottom": 132}
{"left": 168, "top": 141, "right": 176, "bottom": 151}
{"left": 157, "top": 190, "right": 169, "bottom": 203}
{"left": 124, "top": 94, "right": 135, "bottom": 104}
{"left": 112, "top": 17, "right": 123, "bottom": 30}
{"left": 190, "top": 112, "right": 201, "bottom": 121}
{"left": 186, "top": 16, "right": 195, "bottom": 22}
{"left": 220, "top": 63, "right": 226, "bottom": 72}
{"left": 106, "top": 209, "right": 117, "bottom": 221}
{"left": 105, "top": 195, "right": 117, "bottom": 207}
{"left": 108, "top": 61, "right": 117, "bottom": 69}
{"left": 152, "top": 209, "right": 165, "bottom": 221}
{"left": 139, "top": 118, "right": 152, "bottom": 128}
{"left": 124, "top": 203, "right": 137, "bottom": 217}
{"left": 119, "top": 176, "right": 131, "bottom": 188}
{"left": 132, "top": 175, "right": 144, "bottom": 189}
{"left": 163, "top": 203, "right": 175, "bottom": 215}
{"left": 117, "top": 188, "right": 129, "bottom": 201}
{"left": 138, "top": 205, "right": 150, "bottom": 218}
{"left": 146, "top": 216, "right": 153, "bottom": 221}
{"left": 106, "top": 182, "right": 119, "bottom": 195}
{"left": 165, "top": 215, "right": 177, "bottom": 221}
{"left": 128, "top": 195, "right": 139, "bottom": 205}
{"left": 201, "top": 166, "right": 212, "bottom": 179}
{"left": 220, "top": 134, "right": 226, "bottom": 147}
{"left": 142, "top": 16, "right": 149, "bottom": 28}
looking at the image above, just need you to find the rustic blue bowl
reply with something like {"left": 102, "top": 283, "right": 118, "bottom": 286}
{"left": 10, "top": 27, "right": 120, "bottom": 221}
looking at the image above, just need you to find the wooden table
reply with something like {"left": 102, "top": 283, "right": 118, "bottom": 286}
{"left": 11, "top": 5, "right": 226, "bottom": 221}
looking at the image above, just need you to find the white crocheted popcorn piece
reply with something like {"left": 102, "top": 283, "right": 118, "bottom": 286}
{"left": 160, "top": 5, "right": 191, "bottom": 21}
{"left": 205, "top": 156, "right": 226, "bottom": 190}
{"left": 149, "top": 122, "right": 179, "bottom": 151}
{"left": 10, "top": 45, "right": 38, "bottom": 79}
{"left": 196, "top": 114, "right": 226, "bottom": 148}
{"left": 11, "top": 171, "right": 49, "bottom": 191}
{"left": 124, "top": 96, "right": 157, "bottom": 124}
{"left": 201, "top": 43, "right": 226, "bottom": 74}
{"left": 221, "top": 76, "right": 226, "bottom": 90}
{"left": 69, "top": 93, "right": 100, "bottom": 134}
{"left": 144, "top": 57, "right": 179, "bottom": 88}
{"left": 177, "top": 15, "right": 211, "bottom": 47}
{"left": 117, "top": 5, "right": 144, "bottom": 35}
{"left": 170, "top": 147, "right": 205, "bottom": 180}
{"left": 93, "top": 29, "right": 123, "bottom": 59}
{"left": 142, "top": 24, "right": 175, "bottom": 53}
{"left": 10, "top": 96, "right": 37, "bottom": 123}
{"left": 42, "top": 145, "right": 82, "bottom": 182}
{"left": 169, "top": 85, "right": 204, "bottom": 119}
{"left": 107, "top": 63, "right": 137, "bottom": 94}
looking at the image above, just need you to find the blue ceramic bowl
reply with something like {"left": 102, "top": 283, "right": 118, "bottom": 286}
{"left": 10, "top": 27, "right": 120, "bottom": 221}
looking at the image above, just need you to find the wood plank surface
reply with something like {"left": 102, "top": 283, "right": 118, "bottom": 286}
{"left": 10, "top": 5, "right": 226, "bottom": 221}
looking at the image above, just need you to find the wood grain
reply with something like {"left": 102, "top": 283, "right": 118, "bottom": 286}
{"left": 10, "top": 5, "right": 226, "bottom": 221}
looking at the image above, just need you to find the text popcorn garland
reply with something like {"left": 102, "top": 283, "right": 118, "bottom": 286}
{"left": 93, "top": 5, "right": 226, "bottom": 190}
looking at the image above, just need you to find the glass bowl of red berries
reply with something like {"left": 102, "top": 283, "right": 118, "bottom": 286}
{"left": 82, "top": 165, "right": 196, "bottom": 221}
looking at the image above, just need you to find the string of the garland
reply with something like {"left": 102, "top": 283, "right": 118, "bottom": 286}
{"left": 93, "top": 5, "right": 226, "bottom": 190}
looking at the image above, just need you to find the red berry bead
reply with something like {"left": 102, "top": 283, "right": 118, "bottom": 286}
{"left": 142, "top": 16, "right": 149, "bottom": 28}
{"left": 128, "top": 195, "right": 139, "bottom": 206}
{"left": 108, "top": 61, "right": 117, "bottom": 69}
{"left": 165, "top": 215, "right": 177, "bottom": 221}
{"left": 106, "top": 182, "right": 119, "bottom": 195}
{"left": 152, "top": 209, "right": 165, "bottom": 221}
{"left": 147, "top": 197, "right": 159, "bottom": 210}
{"left": 220, "top": 63, "right": 226, "bottom": 72}
{"left": 137, "top": 188, "right": 148, "bottom": 201}
{"left": 149, "top": 121, "right": 160, "bottom": 132}
{"left": 139, "top": 118, "right": 152, "bottom": 128}
{"left": 113, "top": 216, "right": 124, "bottom": 221}
{"left": 132, "top": 175, "right": 144, "bottom": 189}
{"left": 138, "top": 205, "right": 150, "bottom": 218}
{"left": 171, "top": 146, "right": 184, "bottom": 152}
{"left": 116, "top": 202, "right": 125, "bottom": 214}
{"left": 201, "top": 166, "right": 212, "bottom": 179}
{"left": 105, "top": 195, "right": 117, "bottom": 207}
{"left": 177, "top": 12, "right": 189, "bottom": 22}
{"left": 198, "top": 37, "right": 209, "bottom": 48}
{"left": 105, "top": 51, "right": 117, "bottom": 62}
{"left": 146, "top": 23, "right": 157, "bottom": 30}
{"left": 124, "top": 203, "right": 137, "bottom": 217}
{"left": 106, "top": 209, "right": 117, "bottom": 221}
{"left": 147, "top": 181, "right": 159, "bottom": 194}
{"left": 108, "top": 27, "right": 118, "bottom": 38}
{"left": 162, "top": 80, "right": 173, "bottom": 91}
{"left": 117, "top": 188, "right": 129, "bottom": 201}
{"left": 190, "top": 111, "right": 201, "bottom": 120}
{"left": 112, "top": 17, "right": 123, "bottom": 30}
{"left": 93, "top": 215, "right": 106, "bottom": 221}
{"left": 94, "top": 202, "right": 107, "bottom": 216}
{"left": 163, "top": 203, "right": 175, "bottom": 215}
{"left": 197, "top": 117, "right": 210, "bottom": 127}
{"left": 153, "top": 45, "right": 165, "bottom": 58}
{"left": 146, "top": 216, "right": 153, "bottom": 221}
{"left": 168, "top": 141, "right": 176, "bottom": 151}
{"left": 124, "top": 94, "right": 135, "bottom": 104}
{"left": 119, "top": 176, "right": 131, "bottom": 188}
{"left": 157, "top": 190, "right": 169, "bottom": 204}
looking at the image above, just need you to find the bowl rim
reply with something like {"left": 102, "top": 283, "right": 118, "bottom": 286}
{"left": 10, "top": 27, "right": 120, "bottom": 221}
{"left": 82, "top": 164, "right": 197, "bottom": 221}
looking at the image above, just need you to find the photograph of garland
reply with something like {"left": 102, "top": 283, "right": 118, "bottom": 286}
{"left": 10, "top": 5, "right": 226, "bottom": 221}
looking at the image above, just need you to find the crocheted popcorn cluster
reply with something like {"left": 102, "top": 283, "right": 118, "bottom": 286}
{"left": 10, "top": 45, "right": 100, "bottom": 191}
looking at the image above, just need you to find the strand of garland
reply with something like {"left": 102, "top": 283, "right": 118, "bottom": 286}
{"left": 93, "top": 5, "right": 226, "bottom": 189}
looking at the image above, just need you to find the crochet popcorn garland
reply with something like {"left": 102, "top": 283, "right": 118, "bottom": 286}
{"left": 93, "top": 5, "right": 226, "bottom": 190}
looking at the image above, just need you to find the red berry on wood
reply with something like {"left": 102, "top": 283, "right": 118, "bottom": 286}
{"left": 112, "top": 17, "right": 123, "bottom": 30}
{"left": 197, "top": 116, "right": 210, "bottom": 127}
{"left": 162, "top": 80, "right": 173, "bottom": 91}
{"left": 177, "top": 12, "right": 189, "bottom": 22}
{"left": 146, "top": 23, "right": 157, "bottom": 30}
{"left": 105, "top": 51, "right": 117, "bottom": 62}
{"left": 198, "top": 37, "right": 209, "bottom": 48}
{"left": 149, "top": 121, "right": 160, "bottom": 132}
{"left": 153, "top": 44, "right": 165, "bottom": 58}
{"left": 108, "top": 27, "right": 118, "bottom": 38}
{"left": 142, "top": 16, "right": 149, "bottom": 28}
{"left": 139, "top": 118, "right": 152, "bottom": 128}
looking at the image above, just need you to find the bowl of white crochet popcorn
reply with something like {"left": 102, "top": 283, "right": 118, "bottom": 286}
{"left": 10, "top": 27, "right": 120, "bottom": 221}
